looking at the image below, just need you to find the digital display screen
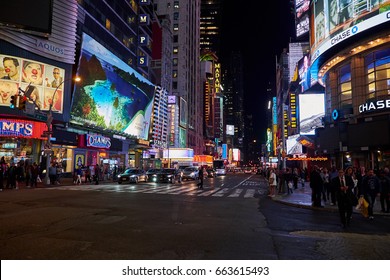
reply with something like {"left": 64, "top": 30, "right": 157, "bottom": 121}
{"left": 70, "top": 33, "right": 155, "bottom": 140}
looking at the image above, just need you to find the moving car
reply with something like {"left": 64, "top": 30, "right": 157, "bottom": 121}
{"left": 182, "top": 166, "right": 199, "bottom": 181}
{"left": 151, "top": 168, "right": 182, "bottom": 183}
{"left": 146, "top": 168, "right": 161, "bottom": 181}
{"left": 117, "top": 168, "right": 148, "bottom": 184}
{"left": 244, "top": 167, "right": 253, "bottom": 174}
{"left": 206, "top": 168, "right": 216, "bottom": 178}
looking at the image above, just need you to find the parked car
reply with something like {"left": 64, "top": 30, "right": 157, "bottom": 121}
{"left": 182, "top": 166, "right": 199, "bottom": 181}
{"left": 206, "top": 168, "right": 216, "bottom": 178}
{"left": 151, "top": 168, "right": 182, "bottom": 184}
{"left": 146, "top": 168, "right": 161, "bottom": 181}
{"left": 117, "top": 168, "right": 148, "bottom": 184}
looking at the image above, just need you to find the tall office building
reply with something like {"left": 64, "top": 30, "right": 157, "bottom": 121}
{"left": 200, "top": 0, "right": 222, "bottom": 57}
{"left": 155, "top": 0, "right": 202, "bottom": 154}
{"left": 224, "top": 51, "right": 245, "bottom": 160}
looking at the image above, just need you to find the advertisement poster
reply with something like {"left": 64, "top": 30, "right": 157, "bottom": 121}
{"left": 0, "top": 55, "right": 65, "bottom": 112}
{"left": 70, "top": 33, "right": 155, "bottom": 140}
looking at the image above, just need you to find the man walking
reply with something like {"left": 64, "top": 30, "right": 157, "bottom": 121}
{"left": 332, "top": 168, "right": 354, "bottom": 228}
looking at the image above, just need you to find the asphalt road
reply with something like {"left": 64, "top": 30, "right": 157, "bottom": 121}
{"left": 0, "top": 174, "right": 389, "bottom": 260}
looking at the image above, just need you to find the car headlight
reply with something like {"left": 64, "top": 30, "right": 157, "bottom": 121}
{"left": 118, "top": 175, "right": 121, "bottom": 178}
{"left": 167, "top": 175, "right": 172, "bottom": 178}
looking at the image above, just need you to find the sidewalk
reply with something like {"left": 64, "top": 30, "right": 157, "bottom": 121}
{"left": 270, "top": 180, "right": 389, "bottom": 216}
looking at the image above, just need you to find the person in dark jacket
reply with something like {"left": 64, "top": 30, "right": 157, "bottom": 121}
{"left": 378, "top": 169, "right": 390, "bottom": 213}
{"left": 310, "top": 165, "right": 323, "bottom": 207}
{"left": 94, "top": 164, "right": 100, "bottom": 185}
{"left": 197, "top": 167, "right": 204, "bottom": 189}
{"left": 332, "top": 168, "right": 355, "bottom": 228}
{"left": 361, "top": 169, "right": 381, "bottom": 219}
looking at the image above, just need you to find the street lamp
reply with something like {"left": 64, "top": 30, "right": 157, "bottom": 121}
{"left": 44, "top": 76, "right": 81, "bottom": 185}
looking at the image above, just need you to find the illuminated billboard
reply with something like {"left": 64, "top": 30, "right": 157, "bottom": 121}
{"left": 70, "top": 33, "right": 155, "bottom": 140}
{"left": 298, "top": 54, "right": 311, "bottom": 92}
{"left": 311, "top": 0, "right": 390, "bottom": 63}
{"left": 286, "top": 134, "right": 303, "bottom": 155}
{"left": 0, "top": 55, "right": 65, "bottom": 112}
{"left": 299, "top": 93, "right": 325, "bottom": 135}
{"left": 226, "top": 125, "right": 234, "bottom": 136}
{"left": 295, "top": 0, "right": 310, "bottom": 38}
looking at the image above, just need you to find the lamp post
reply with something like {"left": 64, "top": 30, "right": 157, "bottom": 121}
{"left": 44, "top": 76, "right": 80, "bottom": 185}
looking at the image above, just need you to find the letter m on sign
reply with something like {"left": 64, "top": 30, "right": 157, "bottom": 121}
{"left": 139, "top": 14, "right": 149, "bottom": 25}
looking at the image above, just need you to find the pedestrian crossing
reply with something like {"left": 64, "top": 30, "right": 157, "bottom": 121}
{"left": 42, "top": 183, "right": 260, "bottom": 199}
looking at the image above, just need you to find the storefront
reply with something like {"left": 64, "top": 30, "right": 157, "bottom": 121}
{"left": 0, "top": 118, "right": 46, "bottom": 164}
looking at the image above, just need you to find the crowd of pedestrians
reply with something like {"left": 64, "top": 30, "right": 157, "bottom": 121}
{"left": 0, "top": 156, "right": 125, "bottom": 190}
{"left": 0, "top": 156, "right": 43, "bottom": 191}
{"left": 264, "top": 164, "right": 390, "bottom": 228}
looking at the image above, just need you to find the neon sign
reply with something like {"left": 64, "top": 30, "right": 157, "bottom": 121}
{"left": 86, "top": 134, "right": 111, "bottom": 149}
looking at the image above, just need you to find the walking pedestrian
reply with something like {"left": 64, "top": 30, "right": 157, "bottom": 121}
{"left": 75, "top": 167, "right": 82, "bottom": 185}
{"left": 0, "top": 156, "right": 6, "bottom": 191}
{"left": 378, "top": 170, "right": 390, "bottom": 213}
{"left": 268, "top": 168, "right": 277, "bottom": 197}
{"left": 30, "top": 162, "right": 39, "bottom": 188}
{"left": 332, "top": 168, "right": 354, "bottom": 228}
{"left": 310, "top": 165, "right": 323, "bottom": 207}
{"left": 361, "top": 169, "right": 381, "bottom": 220}
{"left": 85, "top": 166, "right": 92, "bottom": 183}
{"left": 197, "top": 166, "right": 204, "bottom": 189}
{"left": 94, "top": 164, "right": 100, "bottom": 185}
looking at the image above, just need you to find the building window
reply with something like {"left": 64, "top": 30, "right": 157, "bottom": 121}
{"left": 105, "top": 19, "right": 111, "bottom": 30}
{"left": 173, "top": 70, "right": 178, "bottom": 78}
{"left": 174, "top": 12, "right": 179, "bottom": 20}
{"left": 338, "top": 63, "right": 352, "bottom": 108}
{"left": 365, "top": 48, "right": 390, "bottom": 99}
{"left": 173, "top": 24, "right": 179, "bottom": 31}
{"left": 173, "top": 81, "right": 178, "bottom": 90}
{"left": 173, "top": 58, "right": 178, "bottom": 66}
{"left": 173, "top": 47, "right": 178, "bottom": 54}
{"left": 174, "top": 1, "right": 179, "bottom": 9}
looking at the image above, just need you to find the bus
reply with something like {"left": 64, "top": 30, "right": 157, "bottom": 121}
{"left": 213, "top": 159, "right": 227, "bottom": 176}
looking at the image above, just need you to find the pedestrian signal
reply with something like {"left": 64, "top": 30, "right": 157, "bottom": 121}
{"left": 10, "top": 95, "right": 19, "bottom": 109}
{"left": 19, "top": 96, "right": 27, "bottom": 111}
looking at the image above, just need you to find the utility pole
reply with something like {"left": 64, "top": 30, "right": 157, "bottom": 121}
{"left": 43, "top": 77, "right": 80, "bottom": 185}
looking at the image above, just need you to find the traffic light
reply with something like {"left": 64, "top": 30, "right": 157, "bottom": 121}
{"left": 10, "top": 95, "right": 19, "bottom": 109}
{"left": 19, "top": 96, "right": 27, "bottom": 111}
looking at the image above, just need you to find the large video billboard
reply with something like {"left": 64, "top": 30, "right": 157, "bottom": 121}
{"left": 70, "top": 33, "right": 155, "bottom": 140}
{"left": 311, "top": 0, "right": 390, "bottom": 63}
{"left": 295, "top": 0, "right": 310, "bottom": 38}
{"left": 299, "top": 93, "right": 325, "bottom": 135}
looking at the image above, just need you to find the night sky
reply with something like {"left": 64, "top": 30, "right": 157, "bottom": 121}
{"left": 220, "top": 1, "right": 296, "bottom": 141}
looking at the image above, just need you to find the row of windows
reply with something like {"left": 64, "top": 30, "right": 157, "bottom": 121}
{"left": 335, "top": 48, "right": 390, "bottom": 108}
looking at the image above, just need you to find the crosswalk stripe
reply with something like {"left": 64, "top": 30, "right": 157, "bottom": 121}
{"left": 212, "top": 188, "right": 230, "bottom": 197}
{"left": 244, "top": 189, "right": 256, "bottom": 198}
{"left": 40, "top": 184, "right": 258, "bottom": 199}
{"left": 227, "top": 189, "right": 243, "bottom": 197}
{"left": 197, "top": 188, "right": 221, "bottom": 196}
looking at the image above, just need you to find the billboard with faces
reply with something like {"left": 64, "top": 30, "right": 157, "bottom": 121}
{"left": 0, "top": 54, "right": 65, "bottom": 112}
